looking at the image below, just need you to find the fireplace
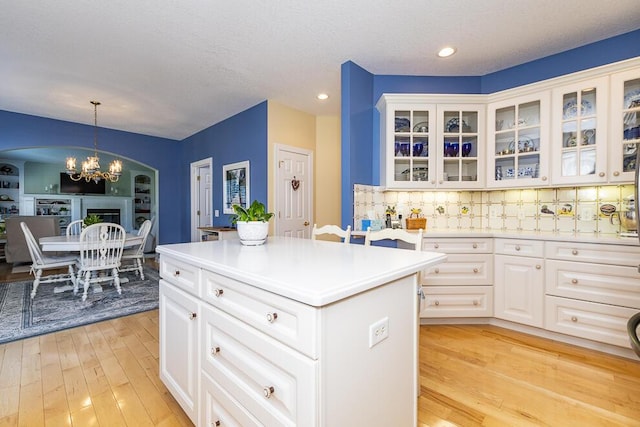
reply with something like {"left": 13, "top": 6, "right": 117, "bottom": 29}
{"left": 87, "top": 208, "right": 121, "bottom": 225}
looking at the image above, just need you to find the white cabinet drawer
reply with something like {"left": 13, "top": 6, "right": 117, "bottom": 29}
{"left": 545, "top": 241, "right": 640, "bottom": 267}
{"left": 545, "top": 295, "right": 639, "bottom": 348}
{"left": 494, "top": 238, "right": 544, "bottom": 257}
{"left": 420, "top": 285, "right": 493, "bottom": 318}
{"left": 201, "top": 269, "right": 319, "bottom": 359}
{"left": 545, "top": 260, "right": 640, "bottom": 309}
{"left": 201, "top": 372, "right": 261, "bottom": 427}
{"left": 159, "top": 255, "right": 201, "bottom": 296}
{"left": 423, "top": 253, "right": 493, "bottom": 286}
{"left": 422, "top": 238, "right": 493, "bottom": 254}
{"left": 201, "top": 305, "right": 317, "bottom": 427}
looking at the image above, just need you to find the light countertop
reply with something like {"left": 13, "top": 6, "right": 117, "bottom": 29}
{"left": 351, "top": 229, "right": 640, "bottom": 246}
{"left": 157, "top": 236, "right": 446, "bottom": 307}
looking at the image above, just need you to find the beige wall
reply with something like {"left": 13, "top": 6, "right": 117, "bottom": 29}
{"left": 266, "top": 101, "right": 341, "bottom": 233}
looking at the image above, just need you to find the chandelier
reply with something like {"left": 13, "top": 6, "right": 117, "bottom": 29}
{"left": 65, "top": 100, "right": 122, "bottom": 183}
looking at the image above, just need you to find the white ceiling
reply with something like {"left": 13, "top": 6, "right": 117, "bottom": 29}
{"left": 1, "top": 0, "right": 639, "bottom": 141}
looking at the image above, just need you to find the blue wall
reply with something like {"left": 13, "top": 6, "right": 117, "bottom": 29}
{"left": 341, "top": 29, "right": 640, "bottom": 226}
{"left": 180, "top": 101, "right": 268, "bottom": 237}
{"left": 0, "top": 110, "right": 183, "bottom": 244}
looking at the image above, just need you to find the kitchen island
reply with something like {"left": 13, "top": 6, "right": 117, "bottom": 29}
{"left": 156, "top": 236, "right": 446, "bottom": 426}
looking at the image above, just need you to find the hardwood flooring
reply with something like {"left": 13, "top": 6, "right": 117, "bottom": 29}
{"left": 1, "top": 260, "right": 640, "bottom": 426}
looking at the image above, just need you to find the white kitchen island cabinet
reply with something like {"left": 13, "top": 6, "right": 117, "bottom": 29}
{"left": 156, "top": 236, "right": 446, "bottom": 427}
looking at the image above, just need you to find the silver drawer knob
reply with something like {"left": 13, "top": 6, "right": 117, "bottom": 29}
{"left": 473, "top": 300, "right": 479, "bottom": 306}
{"left": 434, "top": 268, "right": 440, "bottom": 274}
{"left": 535, "top": 265, "right": 541, "bottom": 270}
{"left": 571, "top": 249, "right": 578, "bottom": 255}
{"left": 571, "top": 278, "right": 578, "bottom": 284}
{"left": 214, "top": 288, "right": 224, "bottom": 297}
{"left": 473, "top": 268, "right": 479, "bottom": 273}
{"left": 613, "top": 171, "right": 620, "bottom": 176}
{"left": 263, "top": 386, "right": 275, "bottom": 398}
{"left": 541, "top": 176, "right": 547, "bottom": 181}
{"left": 515, "top": 245, "right": 521, "bottom": 251}
{"left": 599, "top": 172, "right": 605, "bottom": 177}
{"left": 266, "top": 312, "right": 278, "bottom": 323}
{"left": 211, "top": 346, "right": 220, "bottom": 356}
{"left": 571, "top": 316, "right": 578, "bottom": 322}
{"left": 188, "top": 312, "right": 197, "bottom": 320}
{"left": 434, "top": 243, "right": 439, "bottom": 249}
{"left": 472, "top": 243, "right": 478, "bottom": 249}
{"left": 434, "top": 300, "right": 440, "bottom": 306}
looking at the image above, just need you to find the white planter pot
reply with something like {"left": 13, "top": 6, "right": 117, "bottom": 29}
{"left": 236, "top": 221, "right": 269, "bottom": 246}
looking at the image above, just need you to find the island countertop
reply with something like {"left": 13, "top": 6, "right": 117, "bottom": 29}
{"left": 156, "top": 236, "right": 446, "bottom": 306}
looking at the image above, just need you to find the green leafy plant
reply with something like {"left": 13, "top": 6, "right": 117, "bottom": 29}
{"left": 83, "top": 214, "right": 103, "bottom": 226}
{"left": 231, "top": 200, "right": 274, "bottom": 224}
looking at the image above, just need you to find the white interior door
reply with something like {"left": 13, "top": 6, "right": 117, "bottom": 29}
{"left": 275, "top": 145, "right": 313, "bottom": 238}
{"left": 190, "top": 158, "right": 213, "bottom": 242}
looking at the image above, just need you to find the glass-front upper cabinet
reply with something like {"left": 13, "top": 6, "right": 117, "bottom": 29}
{"left": 436, "top": 105, "right": 485, "bottom": 189}
{"left": 550, "top": 77, "right": 608, "bottom": 185}
{"left": 487, "top": 92, "right": 550, "bottom": 188}
{"left": 609, "top": 68, "right": 640, "bottom": 183}
{"left": 377, "top": 96, "right": 437, "bottom": 189}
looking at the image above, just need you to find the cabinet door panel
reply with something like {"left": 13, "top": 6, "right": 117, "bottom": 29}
{"left": 494, "top": 255, "right": 544, "bottom": 327}
{"left": 201, "top": 372, "right": 262, "bottom": 427}
{"left": 159, "top": 281, "right": 199, "bottom": 423}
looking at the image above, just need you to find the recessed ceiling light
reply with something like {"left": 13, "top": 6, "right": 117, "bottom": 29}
{"left": 437, "top": 47, "right": 456, "bottom": 58}
{"left": 317, "top": 93, "right": 329, "bottom": 100}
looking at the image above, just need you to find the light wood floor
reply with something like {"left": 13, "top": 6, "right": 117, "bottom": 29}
{"left": 2, "top": 261, "right": 640, "bottom": 426}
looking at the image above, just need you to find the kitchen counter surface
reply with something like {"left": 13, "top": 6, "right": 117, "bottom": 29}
{"left": 351, "top": 228, "right": 640, "bottom": 246}
{"left": 156, "top": 236, "right": 447, "bottom": 306}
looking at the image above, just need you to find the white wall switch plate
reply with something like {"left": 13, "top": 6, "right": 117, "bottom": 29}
{"left": 214, "top": 210, "right": 220, "bottom": 217}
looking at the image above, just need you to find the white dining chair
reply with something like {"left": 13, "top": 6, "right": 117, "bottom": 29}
{"left": 119, "top": 219, "right": 152, "bottom": 280}
{"left": 364, "top": 227, "right": 423, "bottom": 250}
{"left": 311, "top": 224, "right": 351, "bottom": 243}
{"left": 75, "top": 222, "right": 126, "bottom": 301}
{"left": 20, "top": 222, "right": 77, "bottom": 299}
{"left": 66, "top": 219, "right": 84, "bottom": 236}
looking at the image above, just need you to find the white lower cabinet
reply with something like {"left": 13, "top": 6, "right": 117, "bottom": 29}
{"left": 494, "top": 254, "right": 545, "bottom": 327}
{"left": 159, "top": 254, "right": 419, "bottom": 426}
{"left": 544, "top": 241, "right": 640, "bottom": 348}
{"left": 159, "top": 280, "right": 199, "bottom": 423}
{"left": 421, "top": 238, "right": 494, "bottom": 318}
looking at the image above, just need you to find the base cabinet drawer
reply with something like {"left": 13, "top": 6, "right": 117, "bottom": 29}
{"left": 160, "top": 256, "right": 201, "bottom": 295}
{"left": 545, "top": 296, "right": 639, "bottom": 348}
{"left": 201, "top": 269, "right": 319, "bottom": 358}
{"left": 422, "top": 238, "right": 493, "bottom": 253}
{"left": 201, "top": 372, "right": 261, "bottom": 427}
{"left": 546, "top": 241, "right": 640, "bottom": 267}
{"left": 423, "top": 254, "right": 493, "bottom": 286}
{"left": 420, "top": 286, "right": 493, "bottom": 318}
{"left": 201, "top": 304, "right": 317, "bottom": 426}
{"left": 546, "top": 260, "right": 640, "bottom": 309}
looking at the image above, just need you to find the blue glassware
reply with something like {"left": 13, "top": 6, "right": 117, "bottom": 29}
{"left": 462, "top": 142, "right": 472, "bottom": 157}
{"left": 413, "top": 143, "right": 424, "bottom": 157}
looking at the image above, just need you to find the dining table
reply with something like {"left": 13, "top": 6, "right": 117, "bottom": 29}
{"left": 39, "top": 232, "right": 143, "bottom": 252}
{"left": 39, "top": 232, "right": 145, "bottom": 294}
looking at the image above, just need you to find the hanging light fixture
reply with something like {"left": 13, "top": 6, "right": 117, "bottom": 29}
{"left": 65, "top": 100, "right": 122, "bottom": 182}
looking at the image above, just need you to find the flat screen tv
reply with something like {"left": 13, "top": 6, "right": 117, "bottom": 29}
{"left": 59, "top": 172, "right": 106, "bottom": 194}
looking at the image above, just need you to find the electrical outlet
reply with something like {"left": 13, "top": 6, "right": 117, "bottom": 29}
{"left": 214, "top": 210, "right": 220, "bottom": 217}
{"left": 369, "top": 316, "right": 389, "bottom": 348}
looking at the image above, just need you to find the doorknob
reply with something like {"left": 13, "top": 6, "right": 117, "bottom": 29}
{"left": 304, "top": 221, "right": 309, "bottom": 226}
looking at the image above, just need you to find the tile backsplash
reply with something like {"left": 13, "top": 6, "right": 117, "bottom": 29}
{"left": 353, "top": 184, "right": 636, "bottom": 236}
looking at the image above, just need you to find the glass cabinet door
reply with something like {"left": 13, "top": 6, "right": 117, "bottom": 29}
{"left": 551, "top": 77, "right": 608, "bottom": 185}
{"left": 488, "top": 93, "right": 549, "bottom": 188}
{"left": 392, "top": 109, "right": 433, "bottom": 185}
{"left": 609, "top": 69, "right": 640, "bottom": 182}
{"left": 437, "top": 105, "right": 484, "bottom": 189}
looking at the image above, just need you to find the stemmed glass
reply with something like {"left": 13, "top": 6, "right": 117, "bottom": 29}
{"left": 450, "top": 142, "right": 459, "bottom": 157}
{"left": 462, "top": 142, "right": 472, "bottom": 157}
{"left": 413, "top": 143, "right": 424, "bottom": 157}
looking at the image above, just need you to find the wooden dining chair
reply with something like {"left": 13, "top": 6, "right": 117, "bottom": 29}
{"left": 311, "top": 224, "right": 352, "bottom": 243}
{"left": 119, "top": 219, "right": 152, "bottom": 280}
{"left": 20, "top": 222, "right": 77, "bottom": 299}
{"left": 66, "top": 219, "right": 84, "bottom": 236}
{"left": 75, "top": 222, "right": 126, "bottom": 301}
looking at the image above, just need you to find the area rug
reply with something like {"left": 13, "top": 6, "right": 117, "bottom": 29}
{"left": 0, "top": 267, "right": 159, "bottom": 344}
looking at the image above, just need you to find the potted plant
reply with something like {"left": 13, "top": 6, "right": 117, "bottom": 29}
{"left": 231, "top": 200, "right": 274, "bottom": 246}
{"left": 83, "top": 214, "right": 103, "bottom": 227}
